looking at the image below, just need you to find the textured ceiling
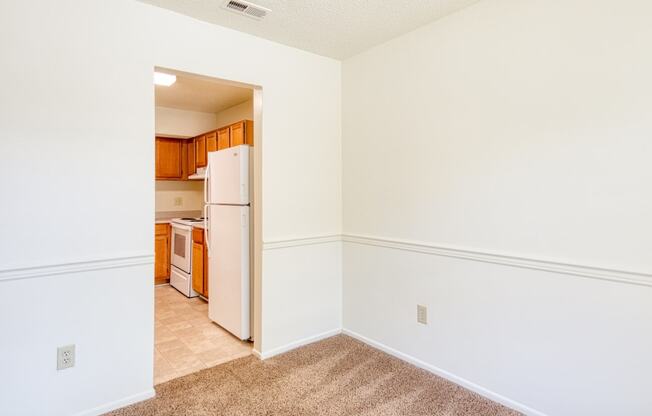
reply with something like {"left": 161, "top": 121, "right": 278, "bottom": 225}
{"left": 155, "top": 73, "right": 252, "bottom": 113}
{"left": 139, "top": 0, "right": 482, "bottom": 59}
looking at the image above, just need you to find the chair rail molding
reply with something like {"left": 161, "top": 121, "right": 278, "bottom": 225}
{"left": 263, "top": 234, "right": 341, "bottom": 250}
{"left": 342, "top": 234, "right": 652, "bottom": 288}
{"left": 0, "top": 253, "right": 154, "bottom": 283}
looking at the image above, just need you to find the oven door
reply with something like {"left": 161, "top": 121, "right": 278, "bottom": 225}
{"left": 170, "top": 223, "right": 192, "bottom": 274}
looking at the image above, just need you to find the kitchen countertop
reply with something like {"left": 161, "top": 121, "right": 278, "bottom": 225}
{"left": 155, "top": 210, "right": 202, "bottom": 224}
{"left": 156, "top": 218, "right": 206, "bottom": 229}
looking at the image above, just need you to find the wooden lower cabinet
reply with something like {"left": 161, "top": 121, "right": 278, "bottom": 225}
{"left": 192, "top": 242, "right": 203, "bottom": 295}
{"left": 203, "top": 243, "right": 208, "bottom": 298}
{"left": 154, "top": 223, "right": 170, "bottom": 284}
{"left": 192, "top": 227, "right": 209, "bottom": 298}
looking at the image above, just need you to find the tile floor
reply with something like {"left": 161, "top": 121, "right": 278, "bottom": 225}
{"left": 154, "top": 285, "right": 252, "bottom": 385}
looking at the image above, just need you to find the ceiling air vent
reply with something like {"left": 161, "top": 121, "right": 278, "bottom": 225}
{"left": 224, "top": 0, "right": 270, "bottom": 20}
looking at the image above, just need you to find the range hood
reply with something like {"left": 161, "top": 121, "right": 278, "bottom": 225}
{"left": 188, "top": 167, "right": 206, "bottom": 180}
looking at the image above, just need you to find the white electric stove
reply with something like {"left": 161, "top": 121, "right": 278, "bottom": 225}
{"left": 169, "top": 217, "right": 204, "bottom": 297}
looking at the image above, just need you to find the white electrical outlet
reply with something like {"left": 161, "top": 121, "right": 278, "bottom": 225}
{"left": 57, "top": 345, "right": 75, "bottom": 370}
{"left": 173, "top": 197, "right": 183, "bottom": 206}
{"left": 417, "top": 305, "right": 428, "bottom": 325}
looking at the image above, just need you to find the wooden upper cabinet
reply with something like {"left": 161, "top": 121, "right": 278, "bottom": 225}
{"left": 206, "top": 131, "right": 217, "bottom": 154}
{"left": 187, "top": 138, "right": 196, "bottom": 176}
{"left": 230, "top": 120, "right": 254, "bottom": 147}
{"left": 158, "top": 120, "right": 253, "bottom": 178}
{"left": 217, "top": 127, "right": 230, "bottom": 150}
{"left": 230, "top": 121, "right": 245, "bottom": 147}
{"left": 180, "top": 140, "right": 188, "bottom": 180}
{"left": 244, "top": 120, "right": 254, "bottom": 145}
{"left": 195, "top": 134, "right": 207, "bottom": 168}
{"left": 155, "top": 137, "right": 183, "bottom": 179}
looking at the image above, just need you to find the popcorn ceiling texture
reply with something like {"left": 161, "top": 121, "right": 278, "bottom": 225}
{"left": 107, "top": 335, "right": 520, "bottom": 415}
{"left": 137, "top": 0, "right": 481, "bottom": 58}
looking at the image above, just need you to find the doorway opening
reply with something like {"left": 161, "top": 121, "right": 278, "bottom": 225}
{"left": 152, "top": 68, "right": 262, "bottom": 385}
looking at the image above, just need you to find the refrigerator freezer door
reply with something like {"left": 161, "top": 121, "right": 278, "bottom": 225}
{"left": 207, "top": 145, "right": 250, "bottom": 205}
{"left": 207, "top": 204, "right": 250, "bottom": 340}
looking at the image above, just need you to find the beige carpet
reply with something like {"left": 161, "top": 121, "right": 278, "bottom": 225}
{"left": 106, "top": 335, "right": 520, "bottom": 416}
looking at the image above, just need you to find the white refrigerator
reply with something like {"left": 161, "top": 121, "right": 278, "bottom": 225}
{"left": 204, "top": 144, "right": 251, "bottom": 341}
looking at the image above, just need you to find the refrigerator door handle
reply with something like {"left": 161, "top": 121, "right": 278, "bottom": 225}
{"left": 204, "top": 160, "right": 210, "bottom": 204}
{"left": 204, "top": 204, "right": 210, "bottom": 255}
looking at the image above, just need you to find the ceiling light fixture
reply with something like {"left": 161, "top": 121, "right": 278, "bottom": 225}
{"left": 154, "top": 72, "right": 176, "bottom": 86}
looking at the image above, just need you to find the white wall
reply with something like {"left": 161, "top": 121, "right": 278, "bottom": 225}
{"left": 155, "top": 180, "right": 204, "bottom": 212}
{"left": 155, "top": 106, "right": 218, "bottom": 137}
{"left": 0, "top": 1, "right": 341, "bottom": 415}
{"left": 262, "top": 240, "right": 342, "bottom": 356}
{"left": 0, "top": 266, "right": 154, "bottom": 416}
{"left": 342, "top": 0, "right": 652, "bottom": 415}
{"left": 215, "top": 99, "right": 253, "bottom": 128}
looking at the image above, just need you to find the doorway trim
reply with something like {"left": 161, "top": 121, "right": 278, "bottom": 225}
{"left": 154, "top": 66, "right": 264, "bottom": 354}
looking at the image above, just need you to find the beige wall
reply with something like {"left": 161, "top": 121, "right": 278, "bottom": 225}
{"left": 156, "top": 100, "right": 253, "bottom": 141}
{"left": 215, "top": 99, "right": 253, "bottom": 128}
{"left": 155, "top": 180, "right": 204, "bottom": 212}
{"left": 155, "top": 106, "right": 218, "bottom": 137}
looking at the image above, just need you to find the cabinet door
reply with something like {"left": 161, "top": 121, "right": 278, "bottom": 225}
{"left": 187, "top": 138, "right": 196, "bottom": 175}
{"left": 155, "top": 138, "right": 182, "bottom": 179}
{"left": 217, "top": 127, "right": 230, "bottom": 150}
{"left": 192, "top": 227, "right": 204, "bottom": 244}
{"left": 192, "top": 241, "right": 204, "bottom": 295}
{"left": 195, "top": 135, "right": 207, "bottom": 168}
{"left": 206, "top": 131, "right": 217, "bottom": 153}
{"left": 230, "top": 121, "right": 245, "bottom": 147}
{"left": 180, "top": 140, "right": 188, "bottom": 180}
{"left": 154, "top": 224, "right": 170, "bottom": 284}
{"left": 243, "top": 120, "right": 254, "bottom": 146}
{"left": 203, "top": 242, "right": 209, "bottom": 298}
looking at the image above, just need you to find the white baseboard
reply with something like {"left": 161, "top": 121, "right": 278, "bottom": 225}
{"left": 342, "top": 329, "right": 546, "bottom": 416}
{"left": 258, "top": 328, "right": 342, "bottom": 359}
{"left": 73, "top": 389, "right": 155, "bottom": 416}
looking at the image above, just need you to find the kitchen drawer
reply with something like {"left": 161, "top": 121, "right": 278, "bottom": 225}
{"left": 192, "top": 227, "right": 204, "bottom": 244}
{"left": 155, "top": 223, "right": 169, "bottom": 236}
